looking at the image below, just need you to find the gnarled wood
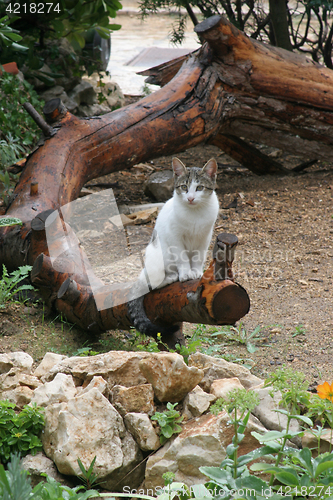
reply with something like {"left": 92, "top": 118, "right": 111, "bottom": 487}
{"left": 2, "top": 14, "right": 333, "bottom": 340}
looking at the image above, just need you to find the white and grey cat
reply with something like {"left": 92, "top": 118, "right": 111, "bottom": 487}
{"left": 127, "top": 157, "right": 219, "bottom": 337}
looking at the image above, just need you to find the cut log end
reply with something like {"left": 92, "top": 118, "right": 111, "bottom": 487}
{"left": 31, "top": 209, "right": 56, "bottom": 231}
{"left": 194, "top": 15, "right": 222, "bottom": 34}
{"left": 43, "top": 98, "right": 67, "bottom": 124}
{"left": 213, "top": 282, "right": 250, "bottom": 323}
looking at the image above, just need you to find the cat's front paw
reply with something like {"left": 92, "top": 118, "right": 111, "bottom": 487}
{"left": 191, "top": 269, "right": 203, "bottom": 280}
{"left": 179, "top": 272, "right": 191, "bottom": 282}
{"left": 165, "top": 272, "right": 179, "bottom": 284}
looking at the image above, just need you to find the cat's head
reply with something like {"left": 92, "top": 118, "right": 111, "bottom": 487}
{"left": 172, "top": 157, "right": 217, "bottom": 207}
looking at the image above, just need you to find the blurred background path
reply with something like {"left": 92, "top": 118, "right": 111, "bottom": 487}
{"left": 107, "top": 0, "right": 200, "bottom": 95}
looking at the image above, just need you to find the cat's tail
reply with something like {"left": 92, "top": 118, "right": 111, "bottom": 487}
{"left": 127, "top": 296, "right": 179, "bottom": 338}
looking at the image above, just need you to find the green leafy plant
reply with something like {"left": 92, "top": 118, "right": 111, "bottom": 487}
{"left": 0, "top": 217, "right": 23, "bottom": 227}
{"left": 174, "top": 337, "right": 201, "bottom": 364}
{"left": 129, "top": 329, "right": 161, "bottom": 353}
{"left": 0, "top": 453, "right": 33, "bottom": 500}
{"left": 0, "top": 70, "right": 44, "bottom": 164}
{"left": 0, "top": 401, "right": 44, "bottom": 465}
{"left": 0, "top": 454, "right": 99, "bottom": 500}
{"left": 217, "top": 322, "right": 265, "bottom": 353}
{"left": 72, "top": 347, "right": 100, "bottom": 357}
{"left": 0, "top": 0, "right": 122, "bottom": 80}
{"left": 77, "top": 456, "right": 100, "bottom": 490}
{"left": 0, "top": 264, "right": 34, "bottom": 310}
{"left": 264, "top": 366, "right": 310, "bottom": 415}
{"left": 292, "top": 324, "right": 306, "bottom": 337}
{"left": 0, "top": 69, "right": 44, "bottom": 205}
{"left": 151, "top": 402, "right": 184, "bottom": 445}
{"left": 0, "top": 15, "right": 27, "bottom": 51}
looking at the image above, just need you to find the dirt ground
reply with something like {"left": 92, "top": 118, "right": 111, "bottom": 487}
{"left": 1, "top": 136, "right": 333, "bottom": 389}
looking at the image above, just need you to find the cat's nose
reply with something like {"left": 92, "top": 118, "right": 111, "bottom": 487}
{"left": 187, "top": 196, "right": 195, "bottom": 203}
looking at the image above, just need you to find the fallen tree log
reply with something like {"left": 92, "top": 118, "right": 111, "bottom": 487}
{"left": 2, "top": 14, "right": 333, "bottom": 342}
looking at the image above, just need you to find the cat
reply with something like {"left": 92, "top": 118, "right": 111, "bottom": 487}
{"left": 127, "top": 157, "right": 219, "bottom": 337}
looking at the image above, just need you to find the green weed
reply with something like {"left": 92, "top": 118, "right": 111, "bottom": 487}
{"left": 0, "top": 264, "right": 34, "bottom": 309}
{"left": 0, "top": 401, "right": 44, "bottom": 465}
{"left": 151, "top": 402, "right": 183, "bottom": 445}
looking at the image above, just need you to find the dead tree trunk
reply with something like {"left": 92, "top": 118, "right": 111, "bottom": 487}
{"left": 2, "top": 14, "right": 333, "bottom": 341}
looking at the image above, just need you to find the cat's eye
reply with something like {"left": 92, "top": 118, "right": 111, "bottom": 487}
{"left": 196, "top": 185, "right": 204, "bottom": 191}
{"left": 180, "top": 185, "right": 187, "bottom": 191}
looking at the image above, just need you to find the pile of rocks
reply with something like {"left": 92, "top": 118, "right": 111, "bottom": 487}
{"left": 19, "top": 38, "right": 125, "bottom": 117}
{"left": 0, "top": 350, "right": 308, "bottom": 493}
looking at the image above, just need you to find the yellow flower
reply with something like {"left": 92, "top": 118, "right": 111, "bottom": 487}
{"left": 317, "top": 381, "right": 333, "bottom": 402}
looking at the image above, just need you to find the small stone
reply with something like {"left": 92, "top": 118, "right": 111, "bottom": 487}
{"left": 1, "top": 386, "right": 34, "bottom": 408}
{"left": 69, "top": 80, "right": 96, "bottom": 106}
{"left": 124, "top": 413, "right": 160, "bottom": 451}
{"left": 139, "top": 353, "right": 204, "bottom": 403}
{"left": 144, "top": 171, "right": 174, "bottom": 202}
{"left": 22, "top": 452, "right": 65, "bottom": 488}
{"left": 183, "top": 385, "right": 216, "bottom": 418}
{"left": 302, "top": 429, "right": 333, "bottom": 453}
{"left": 9, "top": 352, "right": 34, "bottom": 372}
{"left": 0, "top": 370, "right": 41, "bottom": 392}
{"left": 210, "top": 377, "right": 244, "bottom": 399}
{"left": 0, "top": 353, "right": 13, "bottom": 374}
{"left": 111, "top": 384, "right": 155, "bottom": 416}
{"left": 31, "top": 373, "right": 77, "bottom": 407}
{"left": 188, "top": 353, "right": 262, "bottom": 392}
{"left": 252, "top": 386, "right": 300, "bottom": 437}
{"left": 80, "top": 375, "right": 108, "bottom": 396}
{"left": 33, "top": 353, "right": 68, "bottom": 379}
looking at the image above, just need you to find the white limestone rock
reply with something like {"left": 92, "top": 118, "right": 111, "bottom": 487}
{"left": 183, "top": 385, "right": 216, "bottom": 418}
{"left": 42, "top": 387, "right": 144, "bottom": 491}
{"left": 31, "top": 373, "right": 77, "bottom": 407}
{"left": 79, "top": 375, "right": 108, "bottom": 397}
{"left": 111, "top": 383, "right": 155, "bottom": 416}
{"left": 0, "top": 369, "right": 41, "bottom": 393}
{"left": 0, "top": 353, "right": 13, "bottom": 374}
{"left": 252, "top": 385, "right": 301, "bottom": 437}
{"left": 9, "top": 352, "right": 34, "bottom": 372}
{"left": 143, "top": 410, "right": 267, "bottom": 490}
{"left": 210, "top": 377, "right": 244, "bottom": 399}
{"left": 42, "top": 351, "right": 151, "bottom": 388}
{"left": 188, "top": 352, "right": 262, "bottom": 391}
{"left": 124, "top": 412, "right": 160, "bottom": 451}
{"left": 33, "top": 352, "right": 68, "bottom": 379}
{"left": 1, "top": 385, "right": 34, "bottom": 407}
{"left": 139, "top": 353, "right": 204, "bottom": 403}
{"left": 22, "top": 452, "right": 65, "bottom": 487}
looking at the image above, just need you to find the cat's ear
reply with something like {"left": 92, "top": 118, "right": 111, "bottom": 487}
{"left": 172, "top": 157, "right": 187, "bottom": 177}
{"left": 202, "top": 158, "right": 217, "bottom": 180}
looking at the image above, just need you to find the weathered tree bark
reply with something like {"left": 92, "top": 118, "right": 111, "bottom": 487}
{"left": 2, "top": 14, "right": 333, "bottom": 341}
